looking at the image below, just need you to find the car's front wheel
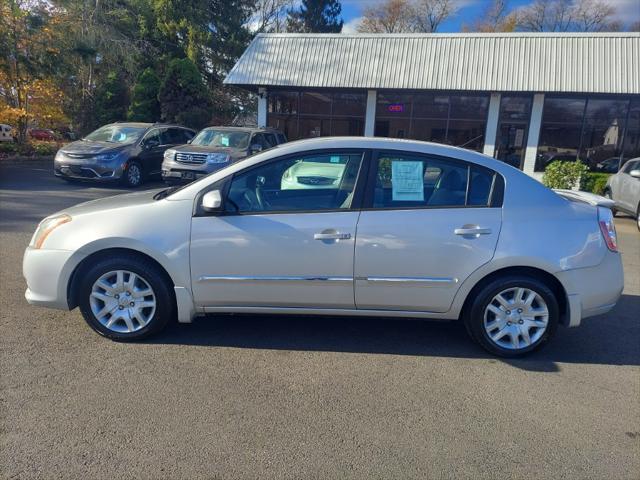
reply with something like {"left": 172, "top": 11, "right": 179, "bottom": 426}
{"left": 464, "top": 276, "right": 559, "bottom": 357}
{"left": 123, "top": 160, "right": 144, "bottom": 188}
{"left": 77, "top": 255, "right": 174, "bottom": 340}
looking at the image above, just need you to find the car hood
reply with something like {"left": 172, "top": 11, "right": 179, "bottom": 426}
{"left": 173, "top": 144, "right": 242, "bottom": 155}
{"left": 61, "top": 140, "right": 129, "bottom": 155}
{"left": 59, "top": 188, "right": 165, "bottom": 218}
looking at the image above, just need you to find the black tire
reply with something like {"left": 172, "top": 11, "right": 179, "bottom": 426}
{"left": 122, "top": 160, "right": 144, "bottom": 188}
{"left": 603, "top": 189, "right": 617, "bottom": 216}
{"left": 77, "top": 254, "right": 174, "bottom": 341}
{"left": 464, "top": 275, "right": 559, "bottom": 357}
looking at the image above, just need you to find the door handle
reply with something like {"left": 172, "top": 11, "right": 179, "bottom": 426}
{"left": 454, "top": 226, "right": 492, "bottom": 237}
{"left": 314, "top": 232, "right": 351, "bottom": 240}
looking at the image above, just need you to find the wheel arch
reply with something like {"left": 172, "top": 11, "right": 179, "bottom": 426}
{"left": 459, "top": 266, "right": 569, "bottom": 326}
{"left": 67, "top": 247, "right": 176, "bottom": 310}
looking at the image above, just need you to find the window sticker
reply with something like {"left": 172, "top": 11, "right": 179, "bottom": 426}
{"left": 330, "top": 156, "right": 341, "bottom": 163}
{"left": 221, "top": 136, "right": 229, "bottom": 147}
{"left": 391, "top": 161, "right": 424, "bottom": 201}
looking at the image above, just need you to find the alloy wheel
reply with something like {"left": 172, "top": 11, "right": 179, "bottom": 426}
{"left": 127, "top": 164, "right": 141, "bottom": 186}
{"left": 483, "top": 287, "right": 549, "bottom": 350}
{"left": 89, "top": 270, "right": 156, "bottom": 333}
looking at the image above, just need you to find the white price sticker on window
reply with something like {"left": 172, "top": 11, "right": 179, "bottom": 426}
{"left": 391, "top": 161, "right": 424, "bottom": 201}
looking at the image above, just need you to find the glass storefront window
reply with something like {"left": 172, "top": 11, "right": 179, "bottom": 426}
{"left": 623, "top": 99, "right": 640, "bottom": 161}
{"left": 536, "top": 96, "right": 633, "bottom": 172}
{"left": 495, "top": 96, "right": 532, "bottom": 169}
{"left": 375, "top": 92, "right": 489, "bottom": 151}
{"left": 268, "top": 90, "right": 366, "bottom": 141}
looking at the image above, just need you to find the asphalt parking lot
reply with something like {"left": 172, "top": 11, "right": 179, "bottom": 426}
{"left": 1, "top": 159, "right": 639, "bottom": 479}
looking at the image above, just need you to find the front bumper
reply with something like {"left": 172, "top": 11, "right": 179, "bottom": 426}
{"left": 161, "top": 157, "right": 228, "bottom": 182}
{"left": 54, "top": 158, "right": 125, "bottom": 181}
{"left": 23, "top": 247, "right": 75, "bottom": 310}
{"left": 556, "top": 251, "right": 624, "bottom": 327}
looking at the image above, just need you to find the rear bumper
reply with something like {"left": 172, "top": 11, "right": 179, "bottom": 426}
{"left": 557, "top": 251, "right": 624, "bottom": 327}
{"left": 23, "top": 247, "right": 74, "bottom": 310}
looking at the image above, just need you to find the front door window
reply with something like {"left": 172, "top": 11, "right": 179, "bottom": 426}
{"left": 226, "top": 152, "right": 364, "bottom": 213}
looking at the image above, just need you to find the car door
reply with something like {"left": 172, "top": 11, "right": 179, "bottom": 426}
{"left": 618, "top": 160, "right": 639, "bottom": 212}
{"left": 139, "top": 128, "right": 165, "bottom": 175}
{"left": 354, "top": 151, "right": 503, "bottom": 313}
{"left": 190, "top": 150, "right": 367, "bottom": 310}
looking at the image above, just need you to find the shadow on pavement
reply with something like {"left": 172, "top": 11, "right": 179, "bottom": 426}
{"left": 150, "top": 294, "right": 640, "bottom": 371}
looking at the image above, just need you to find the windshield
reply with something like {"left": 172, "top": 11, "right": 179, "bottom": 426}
{"left": 191, "top": 129, "right": 250, "bottom": 149}
{"left": 84, "top": 125, "right": 147, "bottom": 144}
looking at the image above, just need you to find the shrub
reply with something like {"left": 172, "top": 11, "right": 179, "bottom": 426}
{"left": 0, "top": 142, "right": 18, "bottom": 155}
{"left": 580, "top": 172, "right": 611, "bottom": 195}
{"left": 30, "top": 141, "right": 59, "bottom": 156}
{"left": 542, "top": 160, "right": 589, "bottom": 190}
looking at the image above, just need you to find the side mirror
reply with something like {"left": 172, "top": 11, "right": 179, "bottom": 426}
{"left": 201, "top": 190, "right": 222, "bottom": 212}
{"left": 629, "top": 169, "right": 640, "bottom": 179}
{"left": 250, "top": 144, "right": 263, "bottom": 154}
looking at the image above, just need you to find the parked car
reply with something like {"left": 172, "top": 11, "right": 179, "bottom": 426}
{"left": 595, "top": 157, "right": 626, "bottom": 173}
{"left": 54, "top": 123, "right": 196, "bottom": 187}
{"left": 29, "top": 128, "right": 58, "bottom": 141}
{"left": 24, "top": 137, "right": 623, "bottom": 357}
{"left": 161, "top": 126, "right": 286, "bottom": 184}
{"left": 0, "top": 124, "right": 14, "bottom": 142}
{"left": 535, "top": 152, "right": 585, "bottom": 171}
{"left": 604, "top": 157, "right": 640, "bottom": 230}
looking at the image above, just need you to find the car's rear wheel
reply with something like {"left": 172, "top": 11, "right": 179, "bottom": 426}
{"left": 464, "top": 276, "right": 559, "bottom": 357}
{"left": 123, "top": 160, "right": 144, "bottom": 188}
{"left": 77, "top": 255, "right": 173, "bottom": 341}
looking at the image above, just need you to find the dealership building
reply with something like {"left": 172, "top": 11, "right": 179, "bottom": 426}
{"left": 225, "top": 32, "right": 640, "bottom": 177}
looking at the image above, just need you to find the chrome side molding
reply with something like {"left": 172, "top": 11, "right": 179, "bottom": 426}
{"left": 198, "top": 275, "right": 352, "bottom": 283}
{"left": 358, "top": 276, "right": 458, "bottom": 286}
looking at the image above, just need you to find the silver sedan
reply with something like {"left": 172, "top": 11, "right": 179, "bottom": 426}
{"left": 23, "top": 137, "right": 624, "bottom": 357}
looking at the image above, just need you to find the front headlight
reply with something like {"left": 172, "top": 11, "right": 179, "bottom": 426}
{"left": 164, "top": 149, "right": 176, "bottom": 161}
{"left": 207, "top": 153, "right": 230, "bottom": 164}
{"left": 94, "top": 152, "right": 121, "bottom": 162}
{"left": 55, "top": 150, "right": 64, "bottom": 162}
{"left": 30, "top": 214, "right": 72, "bottom": 249}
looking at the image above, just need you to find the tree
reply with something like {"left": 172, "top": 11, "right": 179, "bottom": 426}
{"left": 158, "top": 58, "right": 211, "bottom": 129}
{"left": 516, "top": 0, "right": 620, "bottom": 32}
{"left": 464, "top": 0, "right": 517, "bottom": 32}
{"left": 127, "top": 68, "right": 161, "bottom": 122}
{"left": 94, "top": 71, "right": 129, "bottom": 125}
{"left": 356, "top": 0, "right": 456, "bottom": 33}
{"left": 287, "top": 0, "right": 343, "bottom": 33}
{"left": 0, "top": 0, "right": 67, "bottom": 142}
{"left": 412, "top": 0, "right": 457, "bottom": 33}
{"left": 357, "top": 0, "right": 417, "bottom": 33}
{"left": 250, "top": 0, "right": 295, "bottom": 32}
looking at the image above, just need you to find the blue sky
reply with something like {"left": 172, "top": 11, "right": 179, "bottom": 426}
{"left": 340, "top": 0, "right": 640, "bottom": 33}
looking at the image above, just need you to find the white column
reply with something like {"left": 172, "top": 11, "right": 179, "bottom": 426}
{"left": 364, "top": 90, "right": 377, "bottom": 137}
{"left": 483, "top": 93, "right": 501, "bottom": 157}
{"left": 522, "top": 93, "right": 545, "bottom": 178}
{"left": 257, "top": 88, "right": 267, "bottom": 128}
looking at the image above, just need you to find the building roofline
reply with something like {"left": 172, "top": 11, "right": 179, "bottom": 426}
{"left": 254, "top": 32, "right": 640, "bottom": 39}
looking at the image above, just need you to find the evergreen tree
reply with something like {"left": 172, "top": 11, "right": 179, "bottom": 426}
{"left": 158, "top": 58, "right": 211, "bottom": 129}
{"left": 287, "top": 0, "right": 343, "bottom": 33}
{"left": 94, "top": 71, "right": 129, "bottom": 126}
{"left": 127, "top": 68, "right": 161, "bottom": 122}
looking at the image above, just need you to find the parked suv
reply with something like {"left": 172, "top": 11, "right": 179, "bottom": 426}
{"left": 161, "top": 126, "right": 286, "bottom": 184}
{"left": 54, "top": 123, "right": 196, "bottom": 187}
{"left": 604, "top": 157, "right": 640, "bottom": 230}
{"left": 0, "top": 124, "right": 14, "bottom": 142}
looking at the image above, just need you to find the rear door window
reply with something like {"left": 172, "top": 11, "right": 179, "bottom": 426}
{"left": 369, "top": 152, "right": 501, "bottom": 209}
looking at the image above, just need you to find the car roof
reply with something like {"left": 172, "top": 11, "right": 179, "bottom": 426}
{"left": 106, "top": 122, "right": 194, "bottom": 130}
{"left": 201, "top": 126, "right": 282, "bottom": 133}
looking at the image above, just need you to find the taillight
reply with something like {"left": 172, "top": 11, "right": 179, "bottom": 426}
{"left": 598, "top": 206, "right": 618, "bottom": 252}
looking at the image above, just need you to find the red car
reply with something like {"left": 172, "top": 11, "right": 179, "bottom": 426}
{"left": 29, "top": 128, "right": 57, "bottom": 141}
